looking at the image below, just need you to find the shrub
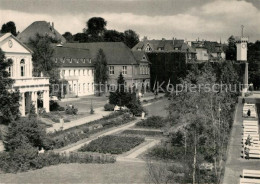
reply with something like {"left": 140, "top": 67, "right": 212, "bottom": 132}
{"left": 104, "top": 103, "right": 115, "bottom": 111}
{"left": 136, "top": 116, "right": 166, "bottom": 128}
{"left": 79, "top": 135, "right": 145, "bottom": 154}
{"left": 50, "top": 100, "right": 64, "bottom": 112}
{"left": 148, "top": 146, "right": 187, "bottom": 160}
{"left": 0, "top": 147, "right": 115, "bottom": 173}
{"left": 65, "top": 105, "right": 78, "bottom": 115}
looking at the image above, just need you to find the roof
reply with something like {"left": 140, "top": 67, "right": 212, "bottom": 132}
{"left": 63, "top": 42, "right": 139, "bottom": 65}
{"left": 192, "top": 41, "right": 224, "bottom": 53}
{"left": 132, "top": 50, "right": 150, "bottom": 64}
{"left": 132, "top": 39, "right": 196, "bottom": 53}
{"left": 17, "top": 21, "right": 66, "bottom": 44}
{"left": 52, "top": 45, "right": 93, "bottom": 67}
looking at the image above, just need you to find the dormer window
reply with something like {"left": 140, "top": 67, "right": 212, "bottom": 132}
{"left": 142, "top": 55, "right": 146, "bottom": 60}
{"left": 89, "top": 59, "right": 92, "bottom": 63}
{"left": 69, "top": 58, "right": 72, "bottom": 63}
{"left": 76, "top": 59, "right": 79, "bottom": 63}
{"left": 62, "top": 57, "right": 65, "bottom": 63}
{"left": 83, "top": 59, "right": 86, "bottom": 63}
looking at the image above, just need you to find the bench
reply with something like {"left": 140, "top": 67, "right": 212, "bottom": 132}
{"left": 240, "top": 178, "right": 260, "bottom": 184}
{"left": 242, "top": 170, "right": 260, "bottom": 178}
{"left": 242, "top": 135, "right": 259, "bottom": 140}
{"left": 243, "top": 129, "right": 259, "bottom": 134}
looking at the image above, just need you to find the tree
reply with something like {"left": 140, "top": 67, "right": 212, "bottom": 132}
{"left": 94, "top": 49, "right": 109, "bottom": 96}
{"left": 86, "top": 17, "right": 107, "bottom": 41}
{"left": 1, "top": 21, "right": 17, "bottom": 36}
{"left": 124, "top": 29, "right": 139, "bottom": 48}
{"left": 29, "top": 34, "right": 62, "bottom": 97}
{"left": 62, "top": 32, "right": 73, "bottom": 42}
{"left": 226, "top": 35, "right": 236, "bottom": 61}
{"left": 0, "top": 49, "right": 20, "bottom": 125}
{"left": 104, "top": 30, "right": 124, "bottom": 42}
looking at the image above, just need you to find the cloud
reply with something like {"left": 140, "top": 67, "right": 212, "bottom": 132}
{"left": 0, "top": 0, "right": 259, "bottom": 42}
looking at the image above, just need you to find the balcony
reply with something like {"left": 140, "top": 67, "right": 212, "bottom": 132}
{"left": 12, "top": 77, "right": 49, "bottom": 88}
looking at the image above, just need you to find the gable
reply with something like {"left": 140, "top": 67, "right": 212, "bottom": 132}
{"left": 141, "top": 54, "right": 147, "bottom": 61}
{"left": 145, "top": 43, "right": 153, "bottom": 52}
{"left": 0, "top": 34, "right": 31, "bottom": 54}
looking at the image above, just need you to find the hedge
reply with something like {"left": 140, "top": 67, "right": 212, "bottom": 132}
{"left": 79, "top": 135, "right": 145, "bottom": 154}
{"left": 121, "top": 130, "right": 163, "bottom": 137}
{"left": 136, "top": 116, "right": 166, "bottom": 128}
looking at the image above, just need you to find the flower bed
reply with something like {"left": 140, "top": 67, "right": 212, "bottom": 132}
{"left": 78, "top": 135, "right": 145, "bottom": 154}
{"left": 121, "top": 130, "right": 163, "bottom": 137}
{"left": 0, "top": 149, "right": 115, "bottom": 173}
{"left": 136, "top": 116, "right": 166, "bottom": 128}
{"left": 49, "top": 112, "right": 135, "bottom": 149}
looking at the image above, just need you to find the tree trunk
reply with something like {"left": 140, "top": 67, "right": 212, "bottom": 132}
{"left": 193, "top": 132, "right": 197, "bottom": 184}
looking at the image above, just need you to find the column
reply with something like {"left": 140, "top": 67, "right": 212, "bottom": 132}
{"left": 43, "top": 90, "right": 50, "bottom": 113}
{"left": 245, "top": 62, "right": 248, "bottom": 90}
{"left": 31, "top": 91, "right": 38, "bottom": 114}
{"left": 19, "top": 93, "right": 25, "bottom": 116}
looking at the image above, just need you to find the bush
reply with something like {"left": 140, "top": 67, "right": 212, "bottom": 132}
{"left": 50, "top": 100, "right": 64, "bottom": 112}
{"left": 65, "top": 105, "right": 78, "bottom": 115}
{"left": 148, "top": 146, "right": 187, "bottom": 160}
{"left": 104, "top": 103, "right": 115, "bottom": 111}
{"left": 0, "top": 146, "right": 116, "bottom": 173}
{"left": 136, "top": 116, "right": 166, "bottom": 128}
{"left": 79, "top": 135, "right": 145, "bottom": 154}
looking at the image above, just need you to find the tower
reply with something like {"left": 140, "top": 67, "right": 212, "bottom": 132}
{"left": 236, "top": 25, "right": 249, "bottom": 94}
{"left": 236, "top": 25, "right": 248, "bottom": 61}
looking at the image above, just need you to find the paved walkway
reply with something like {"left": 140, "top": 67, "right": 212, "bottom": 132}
{"left": 222, "top": 102, "right": 260, "bottom": 184}
{"left": 47, "top": 94, "right": 165, "bottom": 133}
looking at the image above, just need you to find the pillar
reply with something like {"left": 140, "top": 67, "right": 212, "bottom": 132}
{"left": 245, "top": 62, "right": 248, "bottom": 90}
{"left": 31, "top": 91, "right": 38, "bottom": 114}
{"left": 43, "top": 90, "right": 50, "bottom": 113}
{"left": 19, "top": 93, "right": 25, "bottom": 116}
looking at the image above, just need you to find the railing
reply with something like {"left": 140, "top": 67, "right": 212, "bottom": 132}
{"left": 12, "top": 77, "right": 49, "bottom": 87}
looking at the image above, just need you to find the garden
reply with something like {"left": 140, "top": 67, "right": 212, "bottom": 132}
{"left": 78, "top": 135, "right": 145, "bottom": 154}
{"left": 136, "top": 116, "right": 167, "bottom": 128}
{"left": 120, "top": 130, "right": 163, "bottom": 137}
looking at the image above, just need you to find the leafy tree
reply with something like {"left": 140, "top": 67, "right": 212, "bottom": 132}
{"left": 0, "top": 49, "right": 20, "bottom": 125}
{"left": 4, "top": 117, "right": 52, "bottom": 151}
{"left": 94, "top": 49, "right": 109, "bottom": 96}
{"left": 226, "top": 35, "right": 236, "bottom": 61}
{"left": 62, "top": 32, "right": 73, "bottom": 42}
{"left": 248, "top": 41, "right": 260, "bottom": 89}
{"left": 86, "top": 17, "right": 107, "bottom": 40}
{"left": 73, "top": 33, "right": 88, "bottom": 43}
{"left": 124, "top": 29, "right": 139, "bottom": 48}
{"left": 104, "top": 30, "right": 124, "bottom": 42}
{"left": 1, "top": 21, "right": 17, "bottom": 36}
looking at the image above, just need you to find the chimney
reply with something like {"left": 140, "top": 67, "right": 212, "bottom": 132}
{"left": 52, "top": 22, "right": 54, "bottom": 29}
{"left": 143, "top": 36, "right": 148, "bottom": 41}
{"left": 172, "top": 37, "right": 175, "bottom": 45}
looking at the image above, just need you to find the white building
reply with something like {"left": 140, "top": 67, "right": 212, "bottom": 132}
{"left": 52, "top": 45, "right": 95, "bottom": 97}
{"left": 0, "top": 33, "right": 50, "bottom": 116}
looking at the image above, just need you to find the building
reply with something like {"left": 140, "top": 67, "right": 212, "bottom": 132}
{"left": 0, "top": 33, "right": 50, "bottom": 116}
{"left": 132, "top": 37, "right": 196, "bottom": 62}
{"left": 52, "top": 45, "right": 95, "bottom": 97}
{"left": 17, "top": 21, "right": 66, "bottom": 44}
{"left": 191, "top": 41, "right": 226, "bottom": 62}
{"left": 63, "top": 42, "right": 151, "bottom": 90}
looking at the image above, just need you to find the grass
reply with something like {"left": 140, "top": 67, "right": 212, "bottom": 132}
{"left": 78, "top": 135, "right": 145, "bottom": 154}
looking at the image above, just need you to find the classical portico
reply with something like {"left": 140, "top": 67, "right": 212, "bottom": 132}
{"left": 0, "top": 33, "right": 50, "bottom": 116}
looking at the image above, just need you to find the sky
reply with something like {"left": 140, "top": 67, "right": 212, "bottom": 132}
{"left": 0, "top": 0, "right": 260, "bottom": 42}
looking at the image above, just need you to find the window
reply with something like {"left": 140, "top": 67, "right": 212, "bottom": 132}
{"left": 92, "top": 69, "right": 94, "bottom": 76}
{"left": 78, "top": 84, "right": 81, "bottom": 93}
{"left": 74, "top": 70, "right": 76, "bottom": 76}
{"left": 83, "top": 83, "right": 86, "bottom": 92}
{"left": 74, "top": 84, "right": 76, "bottom": 91}
{"left": 87, "top": 69, "right": 90, "bottom": 76}
{"left": 20, "top": 59, "right": 25, "bottom": 77}
{"left": 78, "top": 70, "right": 81, "bottom": 76}
{"left": 83, "top": 69, "right": 85, "bottom": 76}
{"left": 8, "top": 66, "right": 12, "bottom": 77}
{"left": 109, "top": 66, "right": 114, "bottom": 75}
{"left": 88, "top": 83, "right": 90, "bottom": 91}
{"left": 92, "top": 82, "right": 94, "bottom": 91}
{"left": 69, "top": 70, "right": 71, "bottom": 76}
{"left": 122, "top": 66, "right": 127, "bottom": 75}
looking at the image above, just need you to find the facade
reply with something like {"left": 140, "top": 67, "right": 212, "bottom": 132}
{"left": 0, "top": 33, "right": 50, "bottom": 116}
{"left": 235, "top": 37, "right": 248, "bottom": 61}
{"left": 63, "top": 42, "right": 151, "bottom": 90}
{"left": 132, "top": 37, "right": 197, "bottom": 62}
{"left": 17, "top": 21, "right": 66, "bottom": 44}
{"left": 52, "top": 45, "right": 95, "bottom": 97}
{"left": 191, "top": 41, "right": 226, "bottom": 62}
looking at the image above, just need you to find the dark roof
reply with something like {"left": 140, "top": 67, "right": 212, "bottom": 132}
{"left": 52, "top": 45, "right": 93, "bottom": 67}
{"left": 192, "top": 41, "right": 224, "bottom": 53}
{"left": 132, "top": 50, "right": 150, "bottom": 64}
{"left": 132, "top": 39, "right": 196, "bottom": 53}
{"left": 63, "top": 42, "right": 138, "bottom": 65}
{"left": 17, "top": 21, "right": 66, "bottom": 44}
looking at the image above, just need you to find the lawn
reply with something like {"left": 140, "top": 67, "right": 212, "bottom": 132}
{"left": 0, "top": 163, "right": 147, "bottom": 183}
{"left": 78, "top": 135, "right": 145, "bottom": 154}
